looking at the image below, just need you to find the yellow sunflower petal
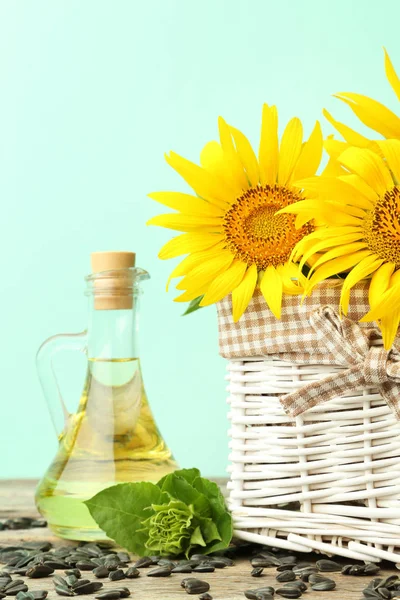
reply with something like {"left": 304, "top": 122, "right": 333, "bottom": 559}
{"left": 321, "top": 155, "right": 348, "bottom": 178}
{"left": 199, "top": 260, "right": 247, "bottom": 306}
{"left": 338, "top": 147, "right": 393, "bottom": 196}
{"left": 294, "top": 176, "right": 374, "bottom": 209}
{"left": 362, "top": 283, "right": 400, "bottom": 320}
{"left": 148, "top": 192, "right": 224, "bottom": 217}
{"left": 334, "top": 92, "right": 400, "bottom": 139}
{"left": 259, "top": 104, "right": 278, "bottom": 185}
{"left": 278, "top": 117, "right": 303, "bottom": 185}
{"left": 369, "top": 262, "right": 396, "bottom": 308}
{"left": 306, "top": 250, "right": 372, "bottom": 292}
{"left": 377, "top": 139, "right": 400, "bottom": 183}
{"left": 380, "top": 311, "right": 400, "bottom": 350}
{"left": 232, "top": 264, "right": 258, "bottom": 322}
{"left": 176, "top": 250, "right": 234, "bottom": 291}
{"left": 384, "top": 48, "right": 400, "bottom": 102}
{"left": 298, "top": 232, "right": 365, "bottom": 271}
{"left": 291, "top": 121, "right": 323, "bottom": 182}
{"left": 218, "top": 117, "right": 249, "bottom": 193}
{"left": 229, "top": 125, "right": 259, "bottom": 187}
{"left": 147, "top": 213, "right": 222, "bottom": 232}
{"left": 341, "top": 255, "right": 383, "bottom": 294}
{"left": 259, "top": 265, "right": 283, "bottom": 319}
{"left": 165, "top": 246, "right": 225, "bottom": 291}
{"left": 277, "top": 263, "right": 305, "bottom": 295}
{"left": 324, "top": 136, "right": 348, "bottom": 159}
{"left": 309, "top": 242, "right": 369, "bottom": 274}
{"left": 165, "top": 151, "right": 235, "bottom": 207}
{"left": 323, "top": 108, "right": 371, "bottom": 148}
{"left": 159, "top": 232, "right": 224, "bottom": 259}
{"left": 174, "top": 289, "right": 204, "bottom": 303}
{"left": 338, "top": 174, "right": 377, "bottom": 203}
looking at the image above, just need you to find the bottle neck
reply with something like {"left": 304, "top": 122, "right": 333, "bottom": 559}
{"left": 86, "top": 298, "right": 140, "bottom": 359}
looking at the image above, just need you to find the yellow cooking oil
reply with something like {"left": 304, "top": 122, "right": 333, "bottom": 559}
{"left": 35, "top": 357, "right": 178, "bottom": 541}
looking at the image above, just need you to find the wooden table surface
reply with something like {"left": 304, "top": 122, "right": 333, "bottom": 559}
{"left": 1, "top": 480, "right": 398, "bottom": 600}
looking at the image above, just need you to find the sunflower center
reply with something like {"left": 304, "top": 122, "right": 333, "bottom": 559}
{"left": 364, "top": 186, "right": 400, "bottom": 267}
{"left": 223, "top": 184, "right": 313, "bottom": 270}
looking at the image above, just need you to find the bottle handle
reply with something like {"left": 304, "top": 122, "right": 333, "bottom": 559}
{"left": 36, "top": 331, "right": 88, "bottom": 438}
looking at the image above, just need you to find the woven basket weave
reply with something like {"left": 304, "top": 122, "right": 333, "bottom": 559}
{"left": 218, "top": 282, "right": 400, "bottom": 564}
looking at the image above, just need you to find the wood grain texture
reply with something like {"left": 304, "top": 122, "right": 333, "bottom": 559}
{"left": 0, "top": 479, "right": 398, "bottom": 599}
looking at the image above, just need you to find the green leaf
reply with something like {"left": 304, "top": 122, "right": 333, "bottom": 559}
{"left": 190, "top": 525, "right": 206, "bottom": 547}
{"left": 84, "top": 482, "right": 169, "bottom": 555}
{"left": 158, "top": 473, "right": 211, "bottom": 518}
{"left": 193, "top": 478, "right": 233, "bottom": 552}
{"left": 198, "top": 516, "right": 222, "bottom": 544}
{"left": 158, "top": 468, "right": 200, "bottom": 489}
{"left": 182, "top": 296, "right": 204, "bottom": 316}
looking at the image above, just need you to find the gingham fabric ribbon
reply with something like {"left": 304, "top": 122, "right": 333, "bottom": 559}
{"left": 279, "top": 306, "right": 400, "bottom": 420}
{"left": 217, "top": 281, "right": 400, "bottom": 419}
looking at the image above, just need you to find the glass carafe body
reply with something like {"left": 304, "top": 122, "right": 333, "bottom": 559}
{"left": 35, "top": 267, "right": 178, "bottom": 541}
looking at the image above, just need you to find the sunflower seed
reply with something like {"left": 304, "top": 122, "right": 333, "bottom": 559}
{"left": 311, "top": 579, "right": 336, "bottom": 591}
{"left": 93, "top": 567, "right": 108, "bottom": 579}
{"left": 244, "top": 587, "right": 275, "bottom": 599}
{"left": 365, "top": 564, "right": 381, "bottom": 576}
{"left": 110, "top": 589, "right": 130, "bottom": 598}
{"left": 94, "top": 593, "right": 121, "bottom": 600}
{"left": 44, "top": 561, "right": 69, "bottom": 570}
{"left": 15, "top": 594, "right": 35, "bottom": 600}
{"left": 309, "top": 574, "right": 331, "bottom": 584}
{"left": 377, "top": 589, "right": 391, "bottom": 599}
{"left": 26, "top": 565, "right": 54, "bottom": 578}
{"left": 206, "top": 559, "right": 227, "bottom": 569}
{"left": 379, "top": 576, "right": 399, "bottom": 589}
{"left": 362, "top": 592, "right": 380, "bottom": 600}
{"left": 199, "top": 594, "right": 213, "bottom": 600}
{"left": 172, "top": 564, "right": 192, "bottom": 573}
{"left": 252, "top": 558, "right": 278, "bottom": 568}
{"left": 75, "top": 561, "right": 96, "bottom": 571}
{"left": 65, "top": 576, "right": 78, "bottom": 587}
{"left": 284, "top": 581, "right": 307, "bottom": 592}
{"left": 276, "top": 571, "right": 295, "bottom": 583}
{"left": 193, "top": 564, "right": 215, "bottom": 573}
{"left": 29, "top": 593, "right": 48, "bottom": 600}
{"left": 252, "top": 568, "right": 264, "bottom": 577}
{"left": 255, "top": 595, "right": 274, "bottom": 600}
{"left": 74, "top": 582, "right": 103, "bottom": 595}
{"left": 5, "top": 582, "right": 27, "bottom": 592}
{"left": 275, "top": 587, "right": 301, "bottom": 598}
{"left": 109, "top": 570, "right": 125, "bottom": 581}
{"left": 64, "top": 570, "right": 81, "bottom": 579}
{"left": 181, "top": 578, "right": 197, "bottom": 588}
{"left": 124, "top": 568, "right": 139, "bottom": 579}
{"left": 132, "top": 557, "right": 153, "bottom": 569}
{"left": 316, "top": 560, "right": 341, "bottom": 573}
{"left": 30, "top": 521, "right": 47, "bottom": 529}
{"left": 54, "top": 586, "right": 74, "bottom": 598}
{"left": 147, "top": 566, "right": 171, "bottom": 577}
{"left": 157, "top": 559, "right": 176, "bottom": 568}
{"left": 53, "top": 576, "right": 68, "bottom": 588}
{"left": 184, "top": 579, "right": 210, "bottom": 595}
{"left": 116, "top": 553, "right": 130, "bottom": 564}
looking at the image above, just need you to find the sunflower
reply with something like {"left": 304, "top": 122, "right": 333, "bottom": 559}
{"left": 282, "top": 139, "right": 400, "bottom": 349}
{"left": 323, "top": 49, "right": 400, "bottom": 159}
{"left": 147, "top": 106, "right": 323, "bottom": 321}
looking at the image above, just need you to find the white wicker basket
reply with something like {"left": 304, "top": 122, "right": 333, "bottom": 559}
{"left": 219, "top": 284, "right": 400, "bottom": 564}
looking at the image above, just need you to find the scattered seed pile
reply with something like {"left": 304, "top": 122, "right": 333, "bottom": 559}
{"left": 0, "top": 520, "right": 46, "bottom": 532}
{"left": 0, "top": 537, "right": 399, "bottom": 599}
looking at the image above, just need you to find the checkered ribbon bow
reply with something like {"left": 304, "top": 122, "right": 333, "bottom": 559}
{"left": 280, "top": 306, "right": 400, "bottom": 420}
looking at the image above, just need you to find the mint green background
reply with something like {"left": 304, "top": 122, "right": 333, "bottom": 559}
{"left": 1, "top": 0, "right": 399, "bottom": 479}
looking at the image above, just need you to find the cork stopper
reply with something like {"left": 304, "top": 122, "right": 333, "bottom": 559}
{"left": 91, "top": 251, "right": 136, "bottom": 310}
